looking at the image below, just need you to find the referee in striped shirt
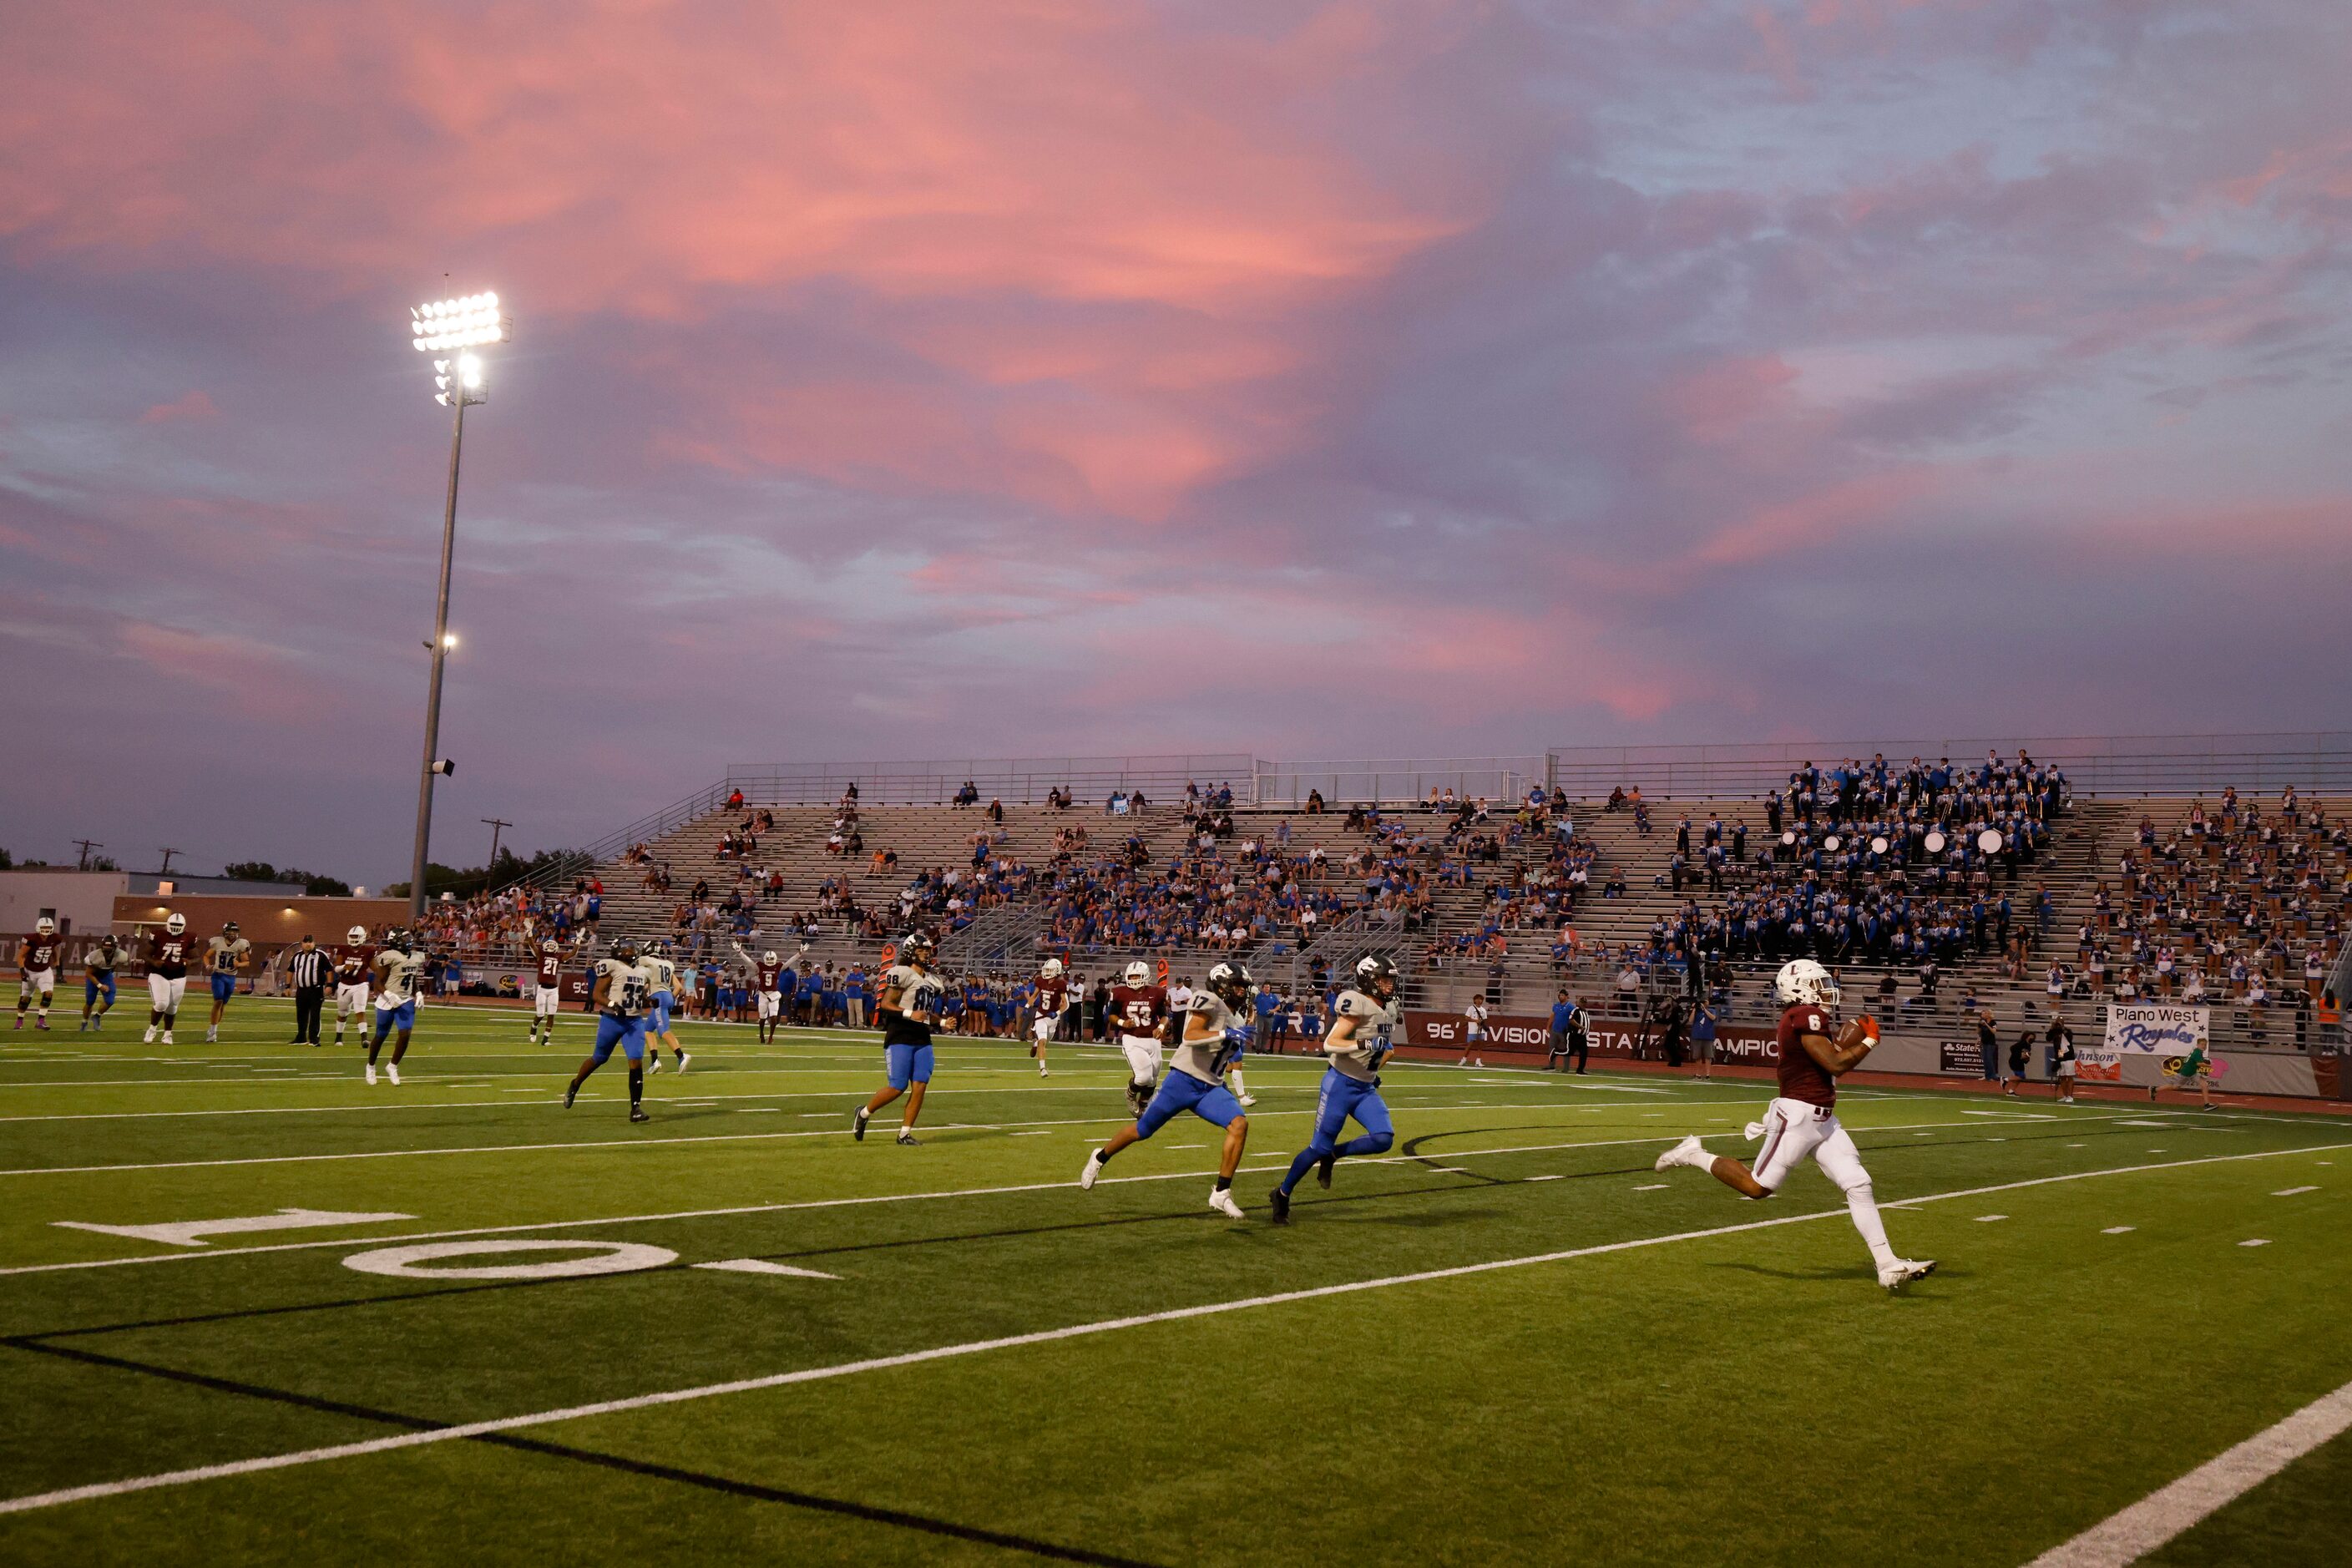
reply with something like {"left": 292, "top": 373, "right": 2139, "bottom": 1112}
{"left": 288, "top": 934, "right": 330, "bottom": 1044}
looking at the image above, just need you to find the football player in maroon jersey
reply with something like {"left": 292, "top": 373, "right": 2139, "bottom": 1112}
{"left": 332, "top": 926, "right": 373, "bottom": 1045}
{"left": 1652, "top": 959, "right": 1935, "bottom": 1292}
{"left": 1029, "top": 958, "right": 1067, "bottom": 1077}
{"left": 1108, "top": 960, "right": 1171, "bottom": 1115}
{"left": 15, "top": 915, "right": 61, "bottom": 1030}
{"left": 142, "top": 913, "right": 193, "bottom": 1044}
{"left": 529, "top": 938, "right": 567, "bottom": 1045}
{"left": 735, "top": 941, "right": 787, "bottom": 1044}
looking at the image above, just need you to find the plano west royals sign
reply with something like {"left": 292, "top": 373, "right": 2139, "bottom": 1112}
{"left": 2090, "top": 1004, "right": 2210, "bottom": 1083}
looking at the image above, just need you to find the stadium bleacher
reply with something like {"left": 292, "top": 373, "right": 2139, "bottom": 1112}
{"left": 505, "top": 752, "right": 2343, "bottom": 1062}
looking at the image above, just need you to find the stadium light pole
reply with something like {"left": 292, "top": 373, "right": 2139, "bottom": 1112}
{"left": 405, "top": 291, "right": 512, "bottom": 923}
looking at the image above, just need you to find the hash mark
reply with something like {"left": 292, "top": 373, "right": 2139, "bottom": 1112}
{"left": 2238, "top": 1239, "right": 2270, "bottom": 1248}
{"left": 2273, "top": 1186, "right": 2318, "bottom": 1196}
{"left": 1975, "top": 1214, "right": 2007, "bottom": 1222}
{"left": 2102, "top": 1226, "right": 2135, "bottom": 1234}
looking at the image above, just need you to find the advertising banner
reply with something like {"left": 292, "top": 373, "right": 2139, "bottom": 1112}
{"left": 1939, "top": 1039, "right": 1989, "bottom": 1076}
{"left": 2094, "top": 1004, "right": 2209, "bottom": 1083}
{"left": 1402, "top": 1010, "right": 1778, "bottom": 1065}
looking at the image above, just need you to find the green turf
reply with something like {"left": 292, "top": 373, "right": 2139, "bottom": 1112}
{"left": 2, "top": 985, "right": 2347, "bottom": 1565}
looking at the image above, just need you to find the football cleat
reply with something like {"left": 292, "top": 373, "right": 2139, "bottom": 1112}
{"left": 365, "top": 1064, "right": 377, "bottom": 1085}
{"left": 1209, "top": 1188, "right": 1246, "bottom": 1221}
{"left": 646, "top": 1055, "right": 662, "bottom": 1075}
{"left": 1267, "top": 1186, "right": 1291, "bottom": 1224}
{"left": 144, "top": 1027, "right": 157, "bottom": 1043}
{"left": 1743, "top": 1121, "right": 1767, "bottom": 1141}
{"left": 1656, "top": 1135, "right": 1707, "bottom": 1171}
{"left": 1237, "top": 1094, "right": 1257, "bottom": 1108}
{"left": 564, "top": 1082, "right": 578, "bottom": 1110}
{"left": 160, "top": 1030, "right": 173, "bottom": 1044}
{"left": 895, "top": 1129, "right": 920, "bottom": 1146}
{"left": 852, "top": 1107, "right": 870, "bottom": 1141}
{"left": 1316, "top": 1153, "right": 1337, "bottom": 1189}
{"left": 675, "top": 1052, "right": 690, "bottom": 1075}
{"left": 1878, "top": 1258, "right": 1936, "bottom": 1292}
{"left": 1080, "top": 1152, "right": 1104, "bottom": 1190}
{"left": 385, "top": 1063, "right": 400, "bottom": 1085}
{"left": 630, "top": 1107, "right": 650, "bottom": 1124}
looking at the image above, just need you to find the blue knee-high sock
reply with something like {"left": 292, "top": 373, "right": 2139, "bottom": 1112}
{"left": 1278, "top": 1144, "right": 1329, "bottom": 1195}
{"left": 1338, "top": 1131, "right": 1393, "bottom": 1159}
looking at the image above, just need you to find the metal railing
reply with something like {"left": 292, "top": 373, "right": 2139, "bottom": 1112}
{"left": 1543, "top": 732, "right": 2352, "bottom": 800}
{"left": 1252, "top": 757, "right": 1545, "bottom": 809}
{"left": 718, "top": 755, "right": 1260, "bottom": 808}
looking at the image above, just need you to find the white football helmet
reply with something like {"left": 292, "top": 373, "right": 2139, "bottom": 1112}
{"left": 1774, "top": 959, "right": 1839, "bottom": 1010}
{"left": 1123, "top": 960, "right": 1151, "bottom": 985}
{"left": 164, "top": 913, "right": 188, "bottom": 936}
{"left": 348, "top": 925, "right": 369, "bottom": 944}
{"left": 34, "top": 916, "right": 56, "bottom": 936}
{"left": 762, "top": 949, "right": 779, "bottom": 964}
{"left": 1039, "top": 958, "right": 1065, "bottom": 979}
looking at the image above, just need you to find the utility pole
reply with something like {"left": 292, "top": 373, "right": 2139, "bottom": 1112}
{"left": 73, "top": 839, "right": 104, "bottom": 872}
{"left": 158, "top": 847, "right": 180, "bottom": 877}
{"left": 481, "top": 817, "right": 513, "bottom": 870}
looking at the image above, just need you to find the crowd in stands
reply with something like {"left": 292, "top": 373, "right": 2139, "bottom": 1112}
{"left": 2073, "top": 786, "right": 2346, "bottom": 1038}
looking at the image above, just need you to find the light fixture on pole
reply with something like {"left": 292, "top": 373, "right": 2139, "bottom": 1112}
{"left": 404, "top": 289, "right": 512, "bottom": 923}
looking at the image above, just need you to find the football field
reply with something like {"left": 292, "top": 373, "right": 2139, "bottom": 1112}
{"left": 2, "top": 990, "right": 2348, "bottom": 1565}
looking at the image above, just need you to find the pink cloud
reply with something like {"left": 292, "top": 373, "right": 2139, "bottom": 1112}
{"left": 139, "top": 389, "right": 218, "bottom": 422}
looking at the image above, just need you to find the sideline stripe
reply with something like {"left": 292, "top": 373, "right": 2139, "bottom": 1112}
{"left": 4, "top": 1142, "right": 2345, "bottom": 1519}
{"left": 0, "top": 1113, "right": 2123, "bottom": 1275}
{"left": 2025, "top": 1378, "right": 2352, "bottom": 1567}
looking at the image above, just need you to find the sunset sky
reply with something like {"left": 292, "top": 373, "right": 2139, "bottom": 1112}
{"left": 4, "top": 1, "right": 2348, "bottom": 881}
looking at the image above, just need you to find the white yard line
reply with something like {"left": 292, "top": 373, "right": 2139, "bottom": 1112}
{"left": 0, "top": 1105, "right": 2137, "bottom": 1182}
{"left": 2024, "top": 1377, "right": 2352, "bottom": 1567}
{"left": 3, "top": 1141, "right": 2346, "bottom": 1519}
{"left": 0, "top": 1110, "right": 2248, "bottom": 1272}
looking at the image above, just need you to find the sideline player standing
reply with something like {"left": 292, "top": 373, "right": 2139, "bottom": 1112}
{"left": 1029, "top": 958, "right": 1067, "bottom": 1077}
{"left": 366, "top": 930, "right": 428, "bottom": 1085}
{"left": 142, "top": 913, "right": 191, "bottom": 1043}
{"left": 855, "top": 933, "right": 943, "bottom": 1146}
{"left": 528, "top": 938, "right": 568, "bottom": 1045}
{"left": 640, "top": 938, "right": 691, "bottom": 1075}
{"left": 202, "top": 921, "right": 251, "bottom": 1043}
{"left": 79, "top": 933, "right": 124, "bottom": 1031}
{"left": 1080, "top": 959, "right": 1254, "bottom": 1218}
{"left": 333, "top": 927, "right": 374, "bottom": 1046}
{"left": 15, "top": 916, "right": 62, "bottom": 1031}
{"left": 1651, "top": 958, "right": 1935, "bottom": 1292}
{"left": 563, "top": 936, "right": 653, "bottom": 1122}
{"left": 1109, "top": 960, "right": 1170, "bottom": 1115}
{"left": 1268, "top": 954, "right": 1403, "bottom": 1223}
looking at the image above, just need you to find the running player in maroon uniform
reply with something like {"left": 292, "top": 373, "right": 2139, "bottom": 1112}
{"left": 529, "top": 939, "right": 567, "bottom": 1045}
{"left": 15, "top": 916, "right": 62, "bottom": 1030}
{"left": 332, "top": 927, "right": 374, "bottom": 1045}
{"left": 1652, "top": 958, "right": 1935, "bottom": 1292}
{"left": 1109, "top": 960, "right": 1171, "bottom": 1115}
{"left": 1029, "top": 958, "right": 1067, "bottom": 1078}
{"left": 142, "top": 913, "right": 193, "bottom": 1044}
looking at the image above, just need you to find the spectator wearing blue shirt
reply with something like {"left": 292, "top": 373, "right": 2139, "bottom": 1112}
{"left": 1689, "top": 1000, "right": 1717, "bottom": 1080}
{"left": 1546, "top": 991, "right": 1587, "bottom": 1074}
{"left": 845, "top": 965, "right": 868, "bottom": 1029}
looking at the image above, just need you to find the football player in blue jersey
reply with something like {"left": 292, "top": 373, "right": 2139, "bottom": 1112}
{"left": 562, "top": 938, "right": 655, "bottom": 1122}
{"left": 1079, "top": 960, "right": 1254, "bottom": 1218}
{"left": 1268, "top": 953, "right": 1400, "bottom": 1223}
